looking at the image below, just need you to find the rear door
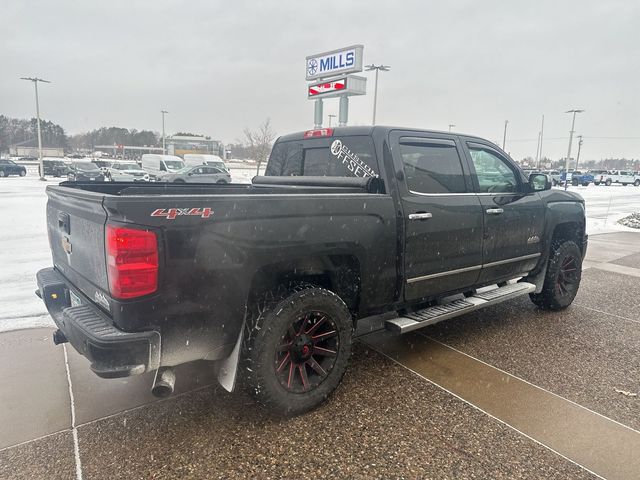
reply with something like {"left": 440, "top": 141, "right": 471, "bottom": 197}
{"left": 389, "top": 131, "right": 484, "bottom": 301}
{"left": 463, "top": 141, "right": 544, "bottom": 283}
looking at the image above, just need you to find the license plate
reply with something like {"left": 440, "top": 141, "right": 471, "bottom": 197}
{"left": 90, "top": 177, "right": 96, "bottom": 181}
{"left": 70, "top": 290, "right": 82, "bottom": 307}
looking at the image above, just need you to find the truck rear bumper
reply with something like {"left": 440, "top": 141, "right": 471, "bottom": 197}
{"left": 36, "top": 267, "right": 161, "bottom": 378}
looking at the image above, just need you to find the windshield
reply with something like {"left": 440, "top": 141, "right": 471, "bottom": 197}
{"left": 74, "top": 162, "right": 100, "bottom": 172}
{"left": 113, "top": 163, "right": 140, "bottom": 170}
{"left": 164, "top": 160, "right": 184, "bottom": 171}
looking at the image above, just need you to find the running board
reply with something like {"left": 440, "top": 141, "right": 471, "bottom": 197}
{"left": 386, "top": 282, "right": 536, "bottom": 334}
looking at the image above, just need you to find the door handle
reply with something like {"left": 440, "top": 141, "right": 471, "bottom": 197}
{"left": 408, "top": 212, "right": 433, "bottom": 220}
{"left": 486, "top": 208, "right": 504, "bottom": 215}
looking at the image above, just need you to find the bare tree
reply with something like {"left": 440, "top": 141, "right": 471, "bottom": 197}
{"left": 243, "top": 118, "right": 276, "bottom": 175}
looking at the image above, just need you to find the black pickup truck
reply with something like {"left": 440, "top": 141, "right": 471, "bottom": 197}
{"left": 37, "top": 126, "right": 587, "bottom": 415}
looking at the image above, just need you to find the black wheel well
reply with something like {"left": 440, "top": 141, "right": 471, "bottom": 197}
{"left": 248, "top": 255, "right": 361, "bottom": 316}
{"left": 552, "top": 221, "right": 585, "bottom": 253}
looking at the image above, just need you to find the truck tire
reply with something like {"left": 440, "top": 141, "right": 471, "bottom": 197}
{"left": 529, "top": 240, "right": 582, "bottom": 310}
{"left": 635, "top": 179, "right": 640, "bottom": 187}
{"left": 605, "top": 179, "right": 612, "bottom": 186}
{"left": 594, "top": 182, "right": 600, "bottom": 186}
{"left": 243, "top": 285, "right": 353, "bottom": 416}
{"left": 582, "top": 182, "right": 589, "bottom": 187}
{"left": 571, "top": 178, "right": 579, "bottom": 186}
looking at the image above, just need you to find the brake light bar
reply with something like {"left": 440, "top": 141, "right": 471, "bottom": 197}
{"left": 106, "top": 225, "right": 158, "bottom": 299}
{"left": 303, "top": 128, "right": 334, "bottom": 138}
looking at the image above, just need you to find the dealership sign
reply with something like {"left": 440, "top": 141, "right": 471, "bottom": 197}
{"left": 306, "top": 45, "right": 364, "bottom": 81}
{"left": 307, "top": 75, "right": 366, "bottom": 99}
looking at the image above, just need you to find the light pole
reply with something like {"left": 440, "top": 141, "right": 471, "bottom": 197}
{"left": 448, "top": 124, "right": 456, "bottom": 132}
{"left": 575, "top": 135, "right": 583, "bottom": 171}
{"left": 564, "top": 109, "right": 584, "bottom": 188}
{"left": 364, "top": 64, "right": 390, "bottom": 125}
{"left": 328, "top": 114, "right": 336, "bottom": 127}
{"left": 161, "top": 110, "right": 169, "bottom": 154}
{"left": 535, "top": 114, "right": 545, "bottom": 169}
{"left": 20, "top": 77, "right": 51, "bottom": 180}
{"left": 502, "top": 120, "right": 509, "bottom": 150}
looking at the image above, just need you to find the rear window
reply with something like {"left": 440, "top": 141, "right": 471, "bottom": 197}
{"left": 266, "top": 136, "right": 378, "bottom": 178}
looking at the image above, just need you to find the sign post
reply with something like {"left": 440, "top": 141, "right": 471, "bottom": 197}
{"left": 305, "top": 45, "right": 366, "bottom": 127}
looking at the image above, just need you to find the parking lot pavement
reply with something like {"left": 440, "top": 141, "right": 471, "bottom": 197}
{"left": 0, "top": 231, "right": 638, "bottom": 479}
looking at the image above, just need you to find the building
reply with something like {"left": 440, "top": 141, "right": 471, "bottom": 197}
{"left": 10, "top": 146, "right": 64, "bottom": 158}
{"left": 166, "top": 135, "right": 224, "bottom": 158}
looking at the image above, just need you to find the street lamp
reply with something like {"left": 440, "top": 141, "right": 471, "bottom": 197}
{"left": 448, "top": 124, "right": 456, "bottom": 132}
{"left": 364, "top": 64, "right": 390, "bottom": 125}
{"left": 502, "top": 120, "right": 509, "bottom": 150}
{"left": 564, "top": 109, "right": 585, "bottom": 188}
{"left": 161, "top": 110, "right": 169, "bottom": 154}
{"left": 20, "top": 77, "right": 51, "bottom": 181}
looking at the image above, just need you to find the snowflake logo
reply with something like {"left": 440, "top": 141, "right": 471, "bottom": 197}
{"left": 307, "top": 58, "right": 318, "bottom": 76}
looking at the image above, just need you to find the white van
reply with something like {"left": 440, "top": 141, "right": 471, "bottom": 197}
{"left": 141, "top": 154, "right": 185, "bottom": 180}
{"left": 183, "top": 154, "right": 228, "bottom": 171}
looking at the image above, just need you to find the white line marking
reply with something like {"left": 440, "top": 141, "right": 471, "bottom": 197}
{"left": 574, "top": 303, "right": 640, "bottom": 325}
{"left": 0, "top": 428, "right": 70, "bottom": 454}
{"left": 421, "top": 333, "right": 640, "bottom": 436}
{"left": 63, "top": 344, "right": 83, "bottom": 480}
{"left": 367, "top": 343, "right": 606, "bottom": 480}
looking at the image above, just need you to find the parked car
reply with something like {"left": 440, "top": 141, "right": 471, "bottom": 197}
{"left": 40, "top": 159, "right": 70, "bottom": 177}
{"left": 158, "top": 164, "right": 231, "bottom": 183}
{"left": 183, "top": 154, "right": 229, "bottom": 171}
{"left": 609, "top": 170, "right": 640, "bottom": 186}
{"left": 588, "top": 170, "right": 609, "bottom": 185}
{"left": 106, "top": 161, "right": 150, "bottom": 182}
{"left": 141, "top": 154, "right": 185, "bottom": 180}
{"left": 67, "top": 161, "right": 105, "bottom": 181}
{"left": 542, "top": 170, "right": 561, "bottom": 186}
{"left": 0, "top": 159, "right": 27, "bottom": 177}
{"left": 91, "top": 159, "right": 113, "bottom": 174}
{"left": 37, "top": 126, "right": 587, "bottom": 416}
{"left": 569, "top": 170, "right": 594, "bottom": 186}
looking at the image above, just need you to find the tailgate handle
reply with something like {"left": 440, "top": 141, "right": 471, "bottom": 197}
{"left": 58, "top": 212, "right": 71, "bottom": 234}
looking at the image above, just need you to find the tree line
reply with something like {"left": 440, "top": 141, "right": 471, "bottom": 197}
{"left": 0, "top": 115, "right": 68, "bottom": 151}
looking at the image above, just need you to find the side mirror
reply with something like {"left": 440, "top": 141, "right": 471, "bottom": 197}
{"left": 529, "top": 173, "right": 551, "bottom": 192}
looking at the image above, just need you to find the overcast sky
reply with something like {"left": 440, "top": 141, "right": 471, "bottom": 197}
{"left": 2, "top": 0, "right": 639, "bottom": 160}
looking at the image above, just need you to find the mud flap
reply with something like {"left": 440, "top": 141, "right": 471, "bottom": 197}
{"left": 217, "top": 325, "right": 244, "bottom": 392}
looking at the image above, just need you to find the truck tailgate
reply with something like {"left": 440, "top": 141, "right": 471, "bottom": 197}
{"left": 46, "top": 186, "right": 109, "bottom": 299}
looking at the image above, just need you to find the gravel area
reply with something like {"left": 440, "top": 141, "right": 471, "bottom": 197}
{"left": 0, "top": 431, "right": 76, "bottom": 480}
{"left": 75, "top": 344, "right": 593, "bottom": 480}
{"left": 422, "top": 269, "right": 640, "bottom": 432}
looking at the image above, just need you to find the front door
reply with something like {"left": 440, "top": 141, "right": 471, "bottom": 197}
{"left": 464, "top": 141, "right": 545, "bottom": 283}
{"left": 390, "top": 132, "right": 484, "bottom": 302}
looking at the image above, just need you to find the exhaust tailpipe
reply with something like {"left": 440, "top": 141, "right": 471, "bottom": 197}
{"left": 152, "top": 367, "right": 176, "bottom": 398}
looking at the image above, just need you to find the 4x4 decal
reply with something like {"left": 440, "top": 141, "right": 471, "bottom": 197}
{"left": 151, "top": 208, "right": 213, "bottom": 220}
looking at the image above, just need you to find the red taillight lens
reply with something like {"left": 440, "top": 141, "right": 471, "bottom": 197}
{"left": 106, "top": 225, "right": 158, "bottom": 299}
{"left": 303, "top": 128, "right": 334, "bottom": 138}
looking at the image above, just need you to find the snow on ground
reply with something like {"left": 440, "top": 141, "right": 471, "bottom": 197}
{"left": 0, "top": 174, "right": 638, "bottom": 333}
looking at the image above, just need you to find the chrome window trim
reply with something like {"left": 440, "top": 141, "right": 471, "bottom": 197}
{"left": 406, "top": 253, "right": 541, "bottom": 284}
{"left": 408, "top": 190, "right": 520, "bottom": 197}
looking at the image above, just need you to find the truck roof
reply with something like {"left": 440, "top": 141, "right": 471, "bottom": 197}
{"left": 277, "top": 125, "right": 496, "bottom": 146}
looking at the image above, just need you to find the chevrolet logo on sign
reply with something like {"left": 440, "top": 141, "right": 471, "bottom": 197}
{"left": 61, "top": 236, "right": 72, "bottom": 254}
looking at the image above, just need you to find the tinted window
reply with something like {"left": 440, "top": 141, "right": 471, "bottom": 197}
{"left": 398, "top": 141, "right": 467, "bottom": 194}
{"left": 468, "top": 146, "right": 518, "bottom": 193}
{"left": 266, "top": 136, "right": 378, "bottom": 178}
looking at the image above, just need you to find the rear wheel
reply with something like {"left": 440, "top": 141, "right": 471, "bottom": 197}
{"left": 594, "top": 182, "right": 600, "bottom": 186}
{"left": 582, "top": 182, "right": 589, "bottom": 187}
{"left": 530, "top": 240, "right": 582, "bottom": 310}
{"left": 605, "top": 179, "right": 612, "bottom": 186}
{"left": 572, "top": 178, "right": 579, "bottom": 186}
{"left": 173, "top": 179, "right": 185, "bottom": 183}
{"left": 243, "top": 285, "right": 353, "bottom": 416}
{"left": 0, "top": 170, "right": 5, "bottom": 178}
{"left": 216, "top": 179, "right": 228, "bottom": 184}
{"left": 634, "top": 179, "right": 640, "bottom": 186}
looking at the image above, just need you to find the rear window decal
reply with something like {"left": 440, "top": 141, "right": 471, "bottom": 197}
{"left": 330, "top": 139, "right": 376, "bottom": 178}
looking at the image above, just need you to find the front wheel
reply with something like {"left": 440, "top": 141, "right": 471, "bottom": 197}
{"left": 594, "top": 182, "right": 600, "bottom": 186}
{"left": 243, "top": 285, "right": 353, "bottom": 416}
{"left": 530, "top": 240, "right": 582, "bottom": 310}
{"left": 634, "top": 179, "right": 640, "bottom": 186}
{"left": 605, "top": 179, "right": 612, "bottom": 186}
{"left": 582, "top": 182, "right": 589, "bottom": 187}
{"left": 19, "top": 170, "right": 26, "bottom": 177}
{"left": 0, "top": 170, "right": 5, "bottom": 178}
{"left": 216, "top": 179, "right": 228, "bottom": 184}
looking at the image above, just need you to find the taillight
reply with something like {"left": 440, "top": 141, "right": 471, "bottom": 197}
{"left": 106, "top": 225, "right": 158, "bottom": 299}
{"left": 303, "top": 128, "right": 334, "bottom": 138}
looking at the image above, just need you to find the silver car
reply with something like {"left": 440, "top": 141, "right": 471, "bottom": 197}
{"left": 159, "top": 165, "right": 232, "bottom": 184}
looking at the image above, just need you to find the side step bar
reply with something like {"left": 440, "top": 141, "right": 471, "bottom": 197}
{"left": 386, "top": 282, "right": 536, "bottom": 334}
